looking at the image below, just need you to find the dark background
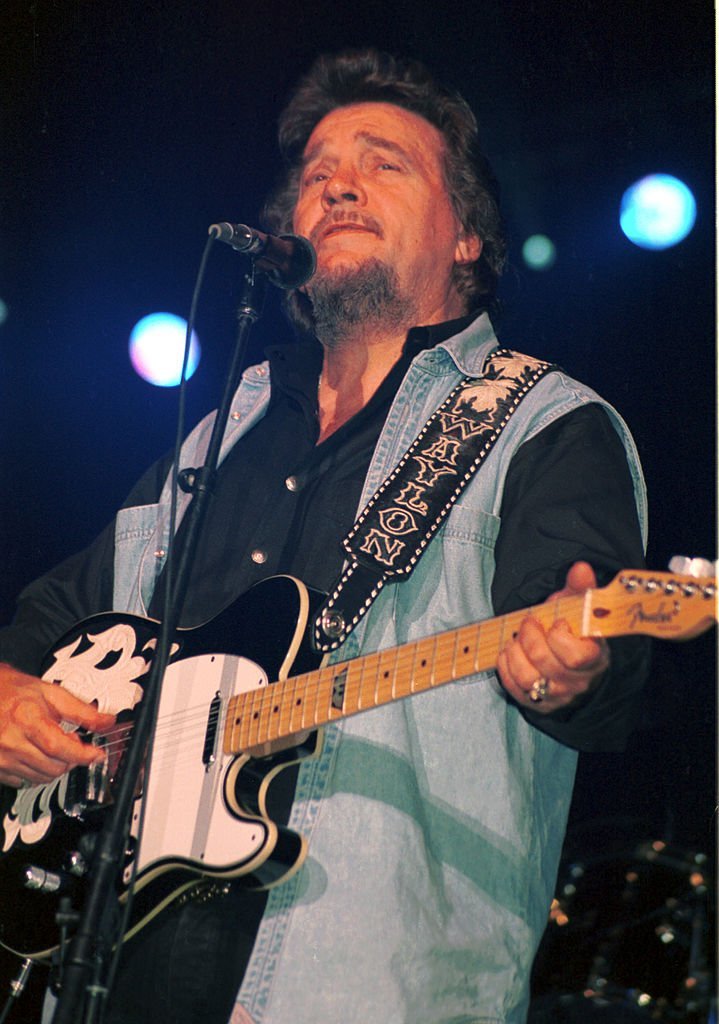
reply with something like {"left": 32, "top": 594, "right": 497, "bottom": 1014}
{"left": 0, "top": 0, "right": 715, "bottom": 1017}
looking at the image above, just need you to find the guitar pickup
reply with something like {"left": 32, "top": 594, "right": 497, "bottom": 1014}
{"left": 202, "top": 691, "right": 222, "bottom": 770}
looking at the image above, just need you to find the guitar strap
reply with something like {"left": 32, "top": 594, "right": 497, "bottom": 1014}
{"left": 313, "top": 348, "right": 557, "bottom": 651}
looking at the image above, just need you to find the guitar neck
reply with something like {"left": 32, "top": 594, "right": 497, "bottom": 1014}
{"left": 223, "top": 568, "right": 717, "bottom": 755}
{"left": 225, "top": 591, "right": 584, "bottom": 754}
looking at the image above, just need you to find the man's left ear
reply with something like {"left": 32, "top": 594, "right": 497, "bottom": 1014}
{"left": 454, "top": 233, "right": 482, "bottom": 265}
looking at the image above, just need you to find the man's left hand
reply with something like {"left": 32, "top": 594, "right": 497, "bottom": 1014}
{"left": 496, "top": 562, "right": 609, "bottom": 715}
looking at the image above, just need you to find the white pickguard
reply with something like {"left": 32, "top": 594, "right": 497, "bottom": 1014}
{"left": 125, "top": 653, "right": 271, "bottom": 885}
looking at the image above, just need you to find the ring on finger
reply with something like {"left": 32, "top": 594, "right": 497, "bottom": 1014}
{"left": 529, "top": 677, "right": 551, "bottom": 703}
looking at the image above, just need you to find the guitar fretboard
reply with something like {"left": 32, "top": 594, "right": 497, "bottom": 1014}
{"left": 224, "top": 593, "right": 584, "bottom": 753}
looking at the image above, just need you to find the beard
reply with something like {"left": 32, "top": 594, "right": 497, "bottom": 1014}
{"left": 299, "top": 259, "right": 416, "bottom": 348}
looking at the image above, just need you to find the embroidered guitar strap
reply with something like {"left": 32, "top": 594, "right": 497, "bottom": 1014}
{"left": 313, "top": 348, "right": 557, "bottom": 652}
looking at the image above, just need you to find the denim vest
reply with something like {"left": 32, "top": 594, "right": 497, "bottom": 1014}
{"left": 113, "top": 314, "right": 647, "bottom": 1024}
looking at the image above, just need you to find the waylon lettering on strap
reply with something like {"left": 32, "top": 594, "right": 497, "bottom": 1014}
{"left": 314, "top": 349, "right": 557, "bottom": 651}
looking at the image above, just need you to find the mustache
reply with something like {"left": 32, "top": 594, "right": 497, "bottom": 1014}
{"left": 308, "top": 211, "right": 383, "bottom": 247}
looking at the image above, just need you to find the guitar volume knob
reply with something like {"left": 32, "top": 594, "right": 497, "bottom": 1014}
{"left": 23, "top": 865, "right": 64, "bottom": 893}
{"left": 65, "top": 850, "right": 88, "bottom": 877}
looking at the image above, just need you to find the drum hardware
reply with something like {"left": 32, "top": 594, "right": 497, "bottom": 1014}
{"left": 530, "top": 840, "right": 715, "bottom": 1022}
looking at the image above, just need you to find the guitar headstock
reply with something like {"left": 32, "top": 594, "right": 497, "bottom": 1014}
{"left": 589, "top": 569, "right": 717, "bottom": 641}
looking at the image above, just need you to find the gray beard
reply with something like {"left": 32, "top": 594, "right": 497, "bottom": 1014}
{"left": 303, "top": 260, "right": 416, "bottom": 349}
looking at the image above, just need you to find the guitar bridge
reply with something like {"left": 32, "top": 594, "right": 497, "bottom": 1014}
{"left": 63, "top": 735, "right": 111, "bottom": 817}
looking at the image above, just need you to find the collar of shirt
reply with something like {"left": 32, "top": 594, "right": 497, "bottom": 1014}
{"left": 263, "top": 308, "right": 486, "bottom": 411}
{"left": 254, "top": 309, "right": 487, "bottom": 518}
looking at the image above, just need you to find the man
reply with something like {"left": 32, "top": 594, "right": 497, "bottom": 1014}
{"left": 0, "top": 50, "right": 647, "bottom": 1024}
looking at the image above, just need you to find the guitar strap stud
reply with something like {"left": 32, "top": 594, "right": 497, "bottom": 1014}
{"left": 320, "top": 609, "right": 346, "bottom": 641}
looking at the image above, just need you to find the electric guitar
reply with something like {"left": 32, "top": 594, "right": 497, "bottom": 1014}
{"left": 0, "top": 569, "right": 715, "bottom": 959}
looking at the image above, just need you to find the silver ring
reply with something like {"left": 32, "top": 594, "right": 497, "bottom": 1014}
{"left": 529, "top": 677, "right": 550, "bottom": 703}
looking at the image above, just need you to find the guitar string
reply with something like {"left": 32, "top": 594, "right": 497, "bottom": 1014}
{"left": 69, "top": 616, "right": 495, "bottom": 768}
{"left": 77, "top": 602, "right": 525, "bottom": 752}
{"left": 161, "top": 580, "right": 714, "bottom": 753}
{"left": 87, "top": 585, "right": 688, "bottom": 763}
{"left": 92, "top": 606, "right": 547, "bottom": 762}
{"left": 66, "top": 582, "right": 713, "bottom": 771}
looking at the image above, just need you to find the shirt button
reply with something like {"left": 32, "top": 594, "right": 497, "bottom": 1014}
{"left": 285, "top": 476, "right": 299, "bottom": 492}
{"left": 251, "top": 549, "right": 268, "bottom": 565}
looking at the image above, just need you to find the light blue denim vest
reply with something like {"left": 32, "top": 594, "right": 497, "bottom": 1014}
{"left": 113, "top": 314, "right": 647, "bottom": 1024}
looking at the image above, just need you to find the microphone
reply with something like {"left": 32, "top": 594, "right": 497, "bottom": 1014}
{"left": 208, "top": 222, "right": 316, "bottom": 289}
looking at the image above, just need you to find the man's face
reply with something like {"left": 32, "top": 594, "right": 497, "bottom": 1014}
{"left": 292, "top": 102, "right": 480, "bottom": 326}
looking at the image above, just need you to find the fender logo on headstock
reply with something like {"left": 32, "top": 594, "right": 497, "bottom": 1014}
{"left": 629, "top": 599, "right": 681, "bottom": 628}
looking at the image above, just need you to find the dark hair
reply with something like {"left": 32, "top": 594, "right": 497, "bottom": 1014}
{"left": 262, "top": 48, "right": 506, "bottom": 330}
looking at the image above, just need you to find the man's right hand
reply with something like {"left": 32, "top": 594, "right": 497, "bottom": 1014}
{"left": 0, "top": 663, "right": 115, "bottom": 789}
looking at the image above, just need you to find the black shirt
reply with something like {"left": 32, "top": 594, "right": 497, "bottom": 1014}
{"left": 0, "top": 315, "right": 649, "bottom": 751}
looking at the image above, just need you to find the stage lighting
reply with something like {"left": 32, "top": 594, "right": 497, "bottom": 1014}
{"left": 522, "top": 234, "right": 556, "bottom": 271}
{"left": 129, "top": 313, "right": 201, "bottom": 386}
{"left": 0, "top": 298, "right": 8, "bottom": 326}
{"left": 620, "top": 174, "right": 696, "bottom": 250}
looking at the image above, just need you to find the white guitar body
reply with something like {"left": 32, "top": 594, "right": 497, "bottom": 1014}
{"left": 128, "top": 653, "right": 275, "bottom": 889}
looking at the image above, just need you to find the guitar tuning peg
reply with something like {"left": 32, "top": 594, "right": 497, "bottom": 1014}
{"left": 668, "top": 556, "right": 717, "bottom": 578}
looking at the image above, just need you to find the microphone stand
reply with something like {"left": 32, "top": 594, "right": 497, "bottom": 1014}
{"left": 51, "top": 264, "right": 268, "bottom": 1024}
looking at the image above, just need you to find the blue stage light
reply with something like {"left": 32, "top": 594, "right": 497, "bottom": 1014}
{"left": 129, "top": 313, "right": 201, "bottom": 386}
{"left": 620, "top": 174, "right": 696, "bottom": 250}
{"left": 522, "top": 234, "right": 556, "bottom": 270}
